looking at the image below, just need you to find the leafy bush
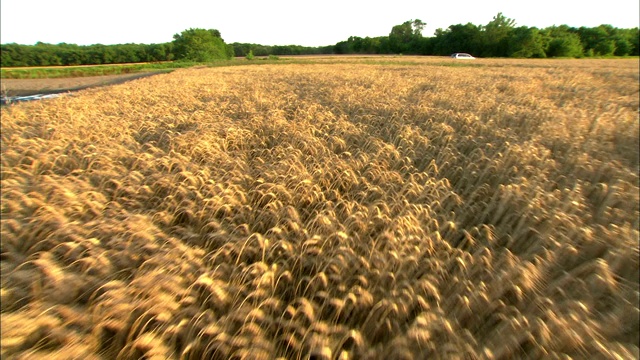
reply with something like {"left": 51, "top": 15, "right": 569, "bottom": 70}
{"left": 172, "top": 28, "right": 232, "bottom": 62}
{"left": 546, "top": 33, "right": 584, "bottom": 58}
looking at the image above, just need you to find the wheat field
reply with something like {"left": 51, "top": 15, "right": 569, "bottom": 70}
{"left": 1, "top": 57, "right": 639, "bottom": 359}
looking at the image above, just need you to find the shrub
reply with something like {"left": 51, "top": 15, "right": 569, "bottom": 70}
{"left": 172, "top": 28, "right": 232, "bottom": 62}
{"left": 547, "top": 34, "right": 584, "bottom": 57}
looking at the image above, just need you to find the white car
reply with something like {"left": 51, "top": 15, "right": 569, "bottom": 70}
{"left": 451, "top": 53, "right": 475, "bottom": 59}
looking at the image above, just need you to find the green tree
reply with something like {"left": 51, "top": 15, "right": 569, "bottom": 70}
{"left": 507, "top": 26, "right": 546, "bottom": 57}
{"left": 545, "top": 29, "right": 584, "bottom": 57}
{"left": 100, "top": 46, "right": 116, "bottom": 64}
{"left": 577, "top": 26, "right": 609, "bottom": 55}
{"left": 594, "top": 39, "right": 616, "bottom": 56}
{"left": 432, "top": 23, "right": 481, "bottom": 55}
{"left": 389, "top": 19, "right": 426, "bottom": 54}
{"left": 0, "top": 44, "right": 25, "bottom": 66}
{"left": 232, "top": 43, "right": 252, "bottom": 57}
{"left": 334, "top": 36, "right": 383, "bottom": 54}
{"left": 361, "top": 37, "right": 382, "bottom": 53}
{"left": 147, "top": 43, "right": 170, "bottom": 62}
{"left": 86, "top": 46, "right": 105, "bottom": 64}
{"left": 60, "top": 49, "right": 84, "bottom": 65}
{"left": 628, "top": 28, "right": 639, "bottom": 55}
{"left": 172, "top": 28, "right": 231, "bottom": 62}
{"left": 576, "top": 25, "right": 624, "bottom": 56}
{"left": 348, "top": 36, "right": 364, "bottom": 53}
{"left": 481, "top": 12, "right": 516, "bottom": 57}
{"left": 612, "top": 34, "right": 632, "bottom": 56}
{"left": 225, "top": 44, "right": 235, "bottom": 59}
{"left": 334, "top": 40, "right": 352, "bottom": 54}
{"left": 112, "top": 44, "right": 141, "bottom": 63}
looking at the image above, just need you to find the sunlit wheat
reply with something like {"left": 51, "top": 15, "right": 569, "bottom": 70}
{"left": 1, "top": 57, "right": 638, "bottom": 359}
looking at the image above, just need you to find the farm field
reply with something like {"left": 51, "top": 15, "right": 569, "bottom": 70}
{"left": 0, "top": 62, "right": 182, "bottom": 80}
{"left": 1, "top": 72, "right": 169, "bottom": 98}
{"left": 1, "top": 56, "right": 639, "bottom": 359}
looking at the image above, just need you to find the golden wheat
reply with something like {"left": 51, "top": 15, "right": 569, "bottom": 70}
{"left": 1, "top": 56, "right": 638, "bottom": 359}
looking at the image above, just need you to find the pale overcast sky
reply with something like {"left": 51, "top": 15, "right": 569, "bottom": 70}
{"left": 1, "top": 0, "right": 638, "bottom": 46}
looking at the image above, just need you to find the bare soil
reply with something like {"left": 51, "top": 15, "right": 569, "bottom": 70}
{"left": 0, "top": 71, "right": 166, "bottom": 97}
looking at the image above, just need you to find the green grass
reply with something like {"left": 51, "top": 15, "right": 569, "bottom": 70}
{"left": 0, "top": 58, "right": 296, "bottom": 79}
{"left": 0, "top": 62, "right": 199, "bottom": 79}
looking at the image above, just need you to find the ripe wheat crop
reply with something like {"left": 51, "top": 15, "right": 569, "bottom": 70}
{"left": 1, "top": 57, "right": 639, "bottom": 359}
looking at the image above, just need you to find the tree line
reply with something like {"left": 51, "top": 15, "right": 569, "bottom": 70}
{"left": 0, "top": 27, "right": 335, "bottom": 67}
{"left": 334, "top": 14, "right": 639, "bottom": 57}
{"left": 0, "top": 29, "right": 235, "bottom": 67}
{"left": 2, "top": 14, "right": 638, "bottom": 67}
{"left": 1, "top": 42, "right": 176, "bottom": 67}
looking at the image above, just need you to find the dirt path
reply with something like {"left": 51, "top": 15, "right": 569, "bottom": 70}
{"left": 1, "top": 71, "right": 167, "bottom": 97}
